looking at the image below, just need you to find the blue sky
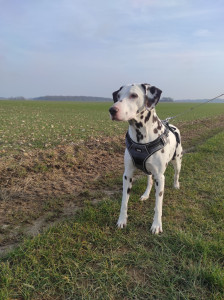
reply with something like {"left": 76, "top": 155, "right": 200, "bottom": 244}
{"left": 0, "top": 0, "right": 223, "bottom": 99}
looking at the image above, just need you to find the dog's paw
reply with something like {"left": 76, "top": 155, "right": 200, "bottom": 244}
{"left": 117, "top": 217, "right": 127, "bottom": 229}
{"left": 151, "top": 221, "right": 163, "bottom": 234}
{"left": 140, "top": 194, "right": 149, "bottom": 201}
{"left": 174, "top": 182, "right": 180, "bottom": 189}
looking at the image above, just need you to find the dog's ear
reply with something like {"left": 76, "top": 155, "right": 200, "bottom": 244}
{"left": 141, "top": 84, "right": 162, "bottom": 109}
{"left": 112, "top": 86, "right": 123, "bottom": 103}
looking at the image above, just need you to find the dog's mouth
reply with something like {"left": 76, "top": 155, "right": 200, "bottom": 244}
{"left": 110, "top": 112, "right": 135, "bottom": 122}
{"left": 110, "top": 114, "right": 122, "bottom": 121}
{"left": 109, "top": 106, "right": 134, "bottom": 122}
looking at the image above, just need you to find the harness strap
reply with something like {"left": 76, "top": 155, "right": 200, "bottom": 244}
{"left": 162, "top": 120, "right": 179, "bottom": 143}
{"left": 126, "top": 126, "right": 169, "bottom": 174}
{"left": 162, "top": 120, "right": 181, "bottom": 160}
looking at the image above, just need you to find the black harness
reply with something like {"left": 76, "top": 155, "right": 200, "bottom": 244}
{"left": 125, "top": 121, "right": 177, "bottom": 175}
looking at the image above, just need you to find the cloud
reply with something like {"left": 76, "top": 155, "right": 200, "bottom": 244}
{"left": 131, "top": 0, "right": 185, "bottom": 8}
{"left": 193, "top": 29, "right": 211, "bottom": 37}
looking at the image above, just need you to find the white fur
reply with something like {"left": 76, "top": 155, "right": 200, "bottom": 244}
{"left": 110, "top": 83, "right": 182, "bottom": 234}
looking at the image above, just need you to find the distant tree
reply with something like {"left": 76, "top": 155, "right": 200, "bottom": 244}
{"left": 13, "top": 96, "right": 26, "bottom": 100}
{"left": 160, "top": 97, "right": 174, "bottom": 102}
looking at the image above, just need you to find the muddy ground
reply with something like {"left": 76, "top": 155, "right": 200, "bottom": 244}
{"left": 1, "top": 115, "right": 224, "bottom": 255}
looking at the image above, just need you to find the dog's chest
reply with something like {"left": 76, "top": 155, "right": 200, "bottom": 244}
{"left": 126, "top": 125, "right": 174, "bottom": 174}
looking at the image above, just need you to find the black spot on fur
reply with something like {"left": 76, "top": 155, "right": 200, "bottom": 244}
{"left": 140, "top": 115, "right": 144, "bottom": 120}
{"left": 130, "top": 178, "right": 132, "bottom": 183}
{"left": 135, "top": 121, "right": 143, "bottom": 129}
{"left": 112, "top": 86, "right": 123, "bottom": 103}
{"left": 136, "top": 109, "right": 139, "bottom": 114}
{"left": 124, "top": 176, "right": 127, "bottom": 180}
{"left": 144, "top": 111, "right": 151, "bottom": 123}
{"left": 159, "top": 191, "right": 163, "bottom": 197}
{"left": 150, "top": 86, "right": 156, "bottom": 94}
{"left": 157, "top": 120, "right": 162, "bottom": 130}
{"left": 127, "top": 188, "right": 131, "bottom": 194}
{"left": 161, "top": 149, "right": 164, "bottom": 153}
{"left": 153, "top": 115, "right": 158, "bottom": 123}
{"left": 172, "top": 150, "right": 177, "bottom": 160}
{"left": 136, "top": 129, "right": 143, "bottom": 142}
{"left": 151, "top": 87, "right": 162, "bottom": 106}
{"left": 154, "top": 128, "right": 158, "bottom": 134}
{"left": 141, "top": 84, "right": 147, "bottom": 94}
{"left": 144, "top": 95, "right": 151, "bottom": 107}
{"left": 142, "top": 86, "right": 162, "bottom": 108}
{"left": 155, "top": 180, "right": 158, "bottom": 186}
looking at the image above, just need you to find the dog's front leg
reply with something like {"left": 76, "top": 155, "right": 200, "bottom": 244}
{"left": 117, "top": 152, "right": 135, "bottom": 228}
{"left": 151, "top": 174, "right": 165, "bottom": 234}
{"left": 140, "top": 174, "right": 153, "bottom": 201}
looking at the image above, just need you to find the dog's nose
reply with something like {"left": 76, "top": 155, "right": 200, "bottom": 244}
{"left": 109, "top": 107, "right": 119, "bottom": 116}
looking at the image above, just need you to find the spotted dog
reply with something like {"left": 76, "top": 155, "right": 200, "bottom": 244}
{"left": 109, "top": 83, "right": 182, "bottom": 234}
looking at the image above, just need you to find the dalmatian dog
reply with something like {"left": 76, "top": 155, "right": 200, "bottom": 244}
{"left": 109, "top": 83, "right": 182, "bottom": 234}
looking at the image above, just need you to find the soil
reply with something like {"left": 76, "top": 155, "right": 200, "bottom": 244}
{"left": 0, "top": 115, "right": 224, "bottom": 256}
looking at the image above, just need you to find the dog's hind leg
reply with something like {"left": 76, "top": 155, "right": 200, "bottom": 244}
{"left": 140, "top": 174, "right": 153, "bottom": 201}
{"left": 171, "top": 145, "right": 182, "bottom": 189}
{"left": 151, "top": 173, "right": 165, "bottom": 234}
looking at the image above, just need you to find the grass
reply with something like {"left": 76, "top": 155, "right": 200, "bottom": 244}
{"left": 0, "top": 100, "right": 224, "bottom": 153}
{"left": 0, "top": 101, "right": 119, "bottom": 153}
{"left": 0, "top": 129, "right": 223, "bottom": 299}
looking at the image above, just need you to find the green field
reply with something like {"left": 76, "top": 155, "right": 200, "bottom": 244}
{"left": 0, "top": 100, "right": 224, "bottom": 153}
{"left": 0, "top": 101, "right": 224, "bottom": 299}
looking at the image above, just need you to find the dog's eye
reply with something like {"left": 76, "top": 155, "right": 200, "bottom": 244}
{"left": 130, "top": 93, "right": 138, "bottom": 99}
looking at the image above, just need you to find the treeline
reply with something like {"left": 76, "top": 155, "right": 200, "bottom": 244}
{"left": 0, "top": 96, "right": 174, "bottom": 102}
{"left": 33, "top": 96, "right": 112, "bottom": 102}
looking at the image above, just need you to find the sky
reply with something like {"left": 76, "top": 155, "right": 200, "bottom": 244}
{"left": 0, "top": 0, "right": 224, "bottom": 99}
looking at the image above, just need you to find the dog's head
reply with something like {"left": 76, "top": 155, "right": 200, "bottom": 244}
{"left": 109, "top": 83, "right": 162, "bottom": 121}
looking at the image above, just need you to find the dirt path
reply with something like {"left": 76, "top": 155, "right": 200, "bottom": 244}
{"left": 1, "top": 115, "right": 224, "bottom": 256}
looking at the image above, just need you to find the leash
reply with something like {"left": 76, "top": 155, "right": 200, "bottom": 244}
{"left": 165, "top": 93, "right": 224, "bottom": 122}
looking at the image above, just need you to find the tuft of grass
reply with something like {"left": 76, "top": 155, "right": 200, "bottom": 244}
{"left": 0, "top": 131, "right": 224, "bottom": 299}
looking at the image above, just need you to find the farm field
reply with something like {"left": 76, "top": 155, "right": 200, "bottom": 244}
{"left": 0, "top": 101, "right": 224, "bottom": 153}
{"left": 0, "top": 100, "right": 224, "bottom": 299}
